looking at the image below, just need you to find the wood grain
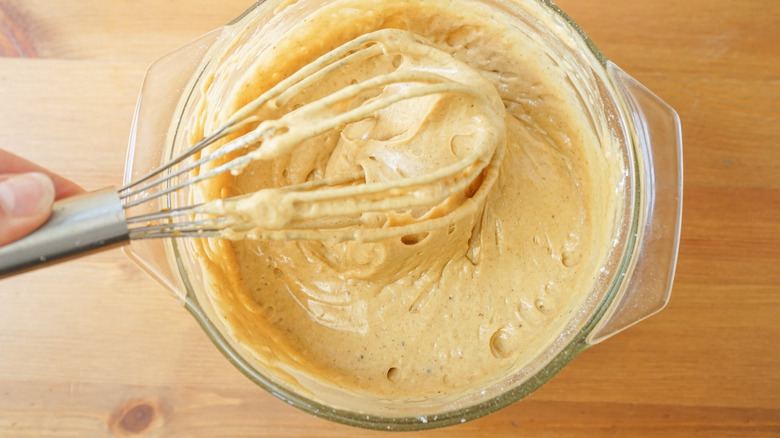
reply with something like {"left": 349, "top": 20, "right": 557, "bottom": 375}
{"left": 0, "top": 0, "right": 778, "bottom": 436}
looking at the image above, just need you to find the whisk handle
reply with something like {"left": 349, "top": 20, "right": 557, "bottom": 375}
{"left": 0, "top": 188, "right": 129, "bottom": 279}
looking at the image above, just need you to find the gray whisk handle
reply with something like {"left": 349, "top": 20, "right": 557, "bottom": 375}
{"left": 0, "top": 188, "right": 130, "bottom": 279}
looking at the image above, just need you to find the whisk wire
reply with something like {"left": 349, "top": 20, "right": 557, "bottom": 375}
{"left": 120, "top": 39, "right": 392, "bottom": 209}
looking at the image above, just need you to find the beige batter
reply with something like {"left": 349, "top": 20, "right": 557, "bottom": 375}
{"left": 178, "top": 0, "right": 624, "bottom": 411}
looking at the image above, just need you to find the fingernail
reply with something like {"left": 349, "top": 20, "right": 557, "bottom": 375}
{"left": 0, "top": 172, "right": 56, "bottom": 217}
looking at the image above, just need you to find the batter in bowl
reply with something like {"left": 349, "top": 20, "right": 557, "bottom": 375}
{"left": 177, "top": 0, "right": 625, "bottom": 414}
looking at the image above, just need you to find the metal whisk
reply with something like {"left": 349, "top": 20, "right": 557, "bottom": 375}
{"left": 0, "top": 29, "right": 503, "bottom": 278}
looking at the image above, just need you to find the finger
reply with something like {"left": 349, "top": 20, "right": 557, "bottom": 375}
{"left": 0, "top": 149, "right": 84, "bottom": 200}
{"left": 0, "top": 172, "right": 56, "bottom": 246}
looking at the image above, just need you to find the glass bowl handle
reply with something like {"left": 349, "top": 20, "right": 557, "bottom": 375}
{"left": 122, "top": 29, "right": 221, "bottom": 302}
{"left": 587, "top": 62, "right": 683, "bottom": 344}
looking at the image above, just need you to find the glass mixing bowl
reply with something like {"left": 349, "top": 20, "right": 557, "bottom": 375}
{"left": 122, "top": 0, "right": 682, "bottom": 430}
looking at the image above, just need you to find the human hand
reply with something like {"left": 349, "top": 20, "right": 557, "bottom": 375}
{"left": 0, "top": 150, "right": 84, "bottom": 246}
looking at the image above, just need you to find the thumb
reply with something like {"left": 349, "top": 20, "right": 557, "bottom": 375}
{"left": 0, "top": 172, "right": 56, "bottom": 246}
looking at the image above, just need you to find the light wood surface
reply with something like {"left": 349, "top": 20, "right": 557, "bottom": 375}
{"left": 1, "top": 0, "right": 778, "bottom": 436}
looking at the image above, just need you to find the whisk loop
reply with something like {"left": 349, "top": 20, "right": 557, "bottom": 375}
{"left": 120, "top": 28, "right": 505, "bottom": 241}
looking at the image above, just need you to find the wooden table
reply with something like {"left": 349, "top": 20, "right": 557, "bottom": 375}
{"left": 1, "top": 0, "right": 778, "bottom": 436}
